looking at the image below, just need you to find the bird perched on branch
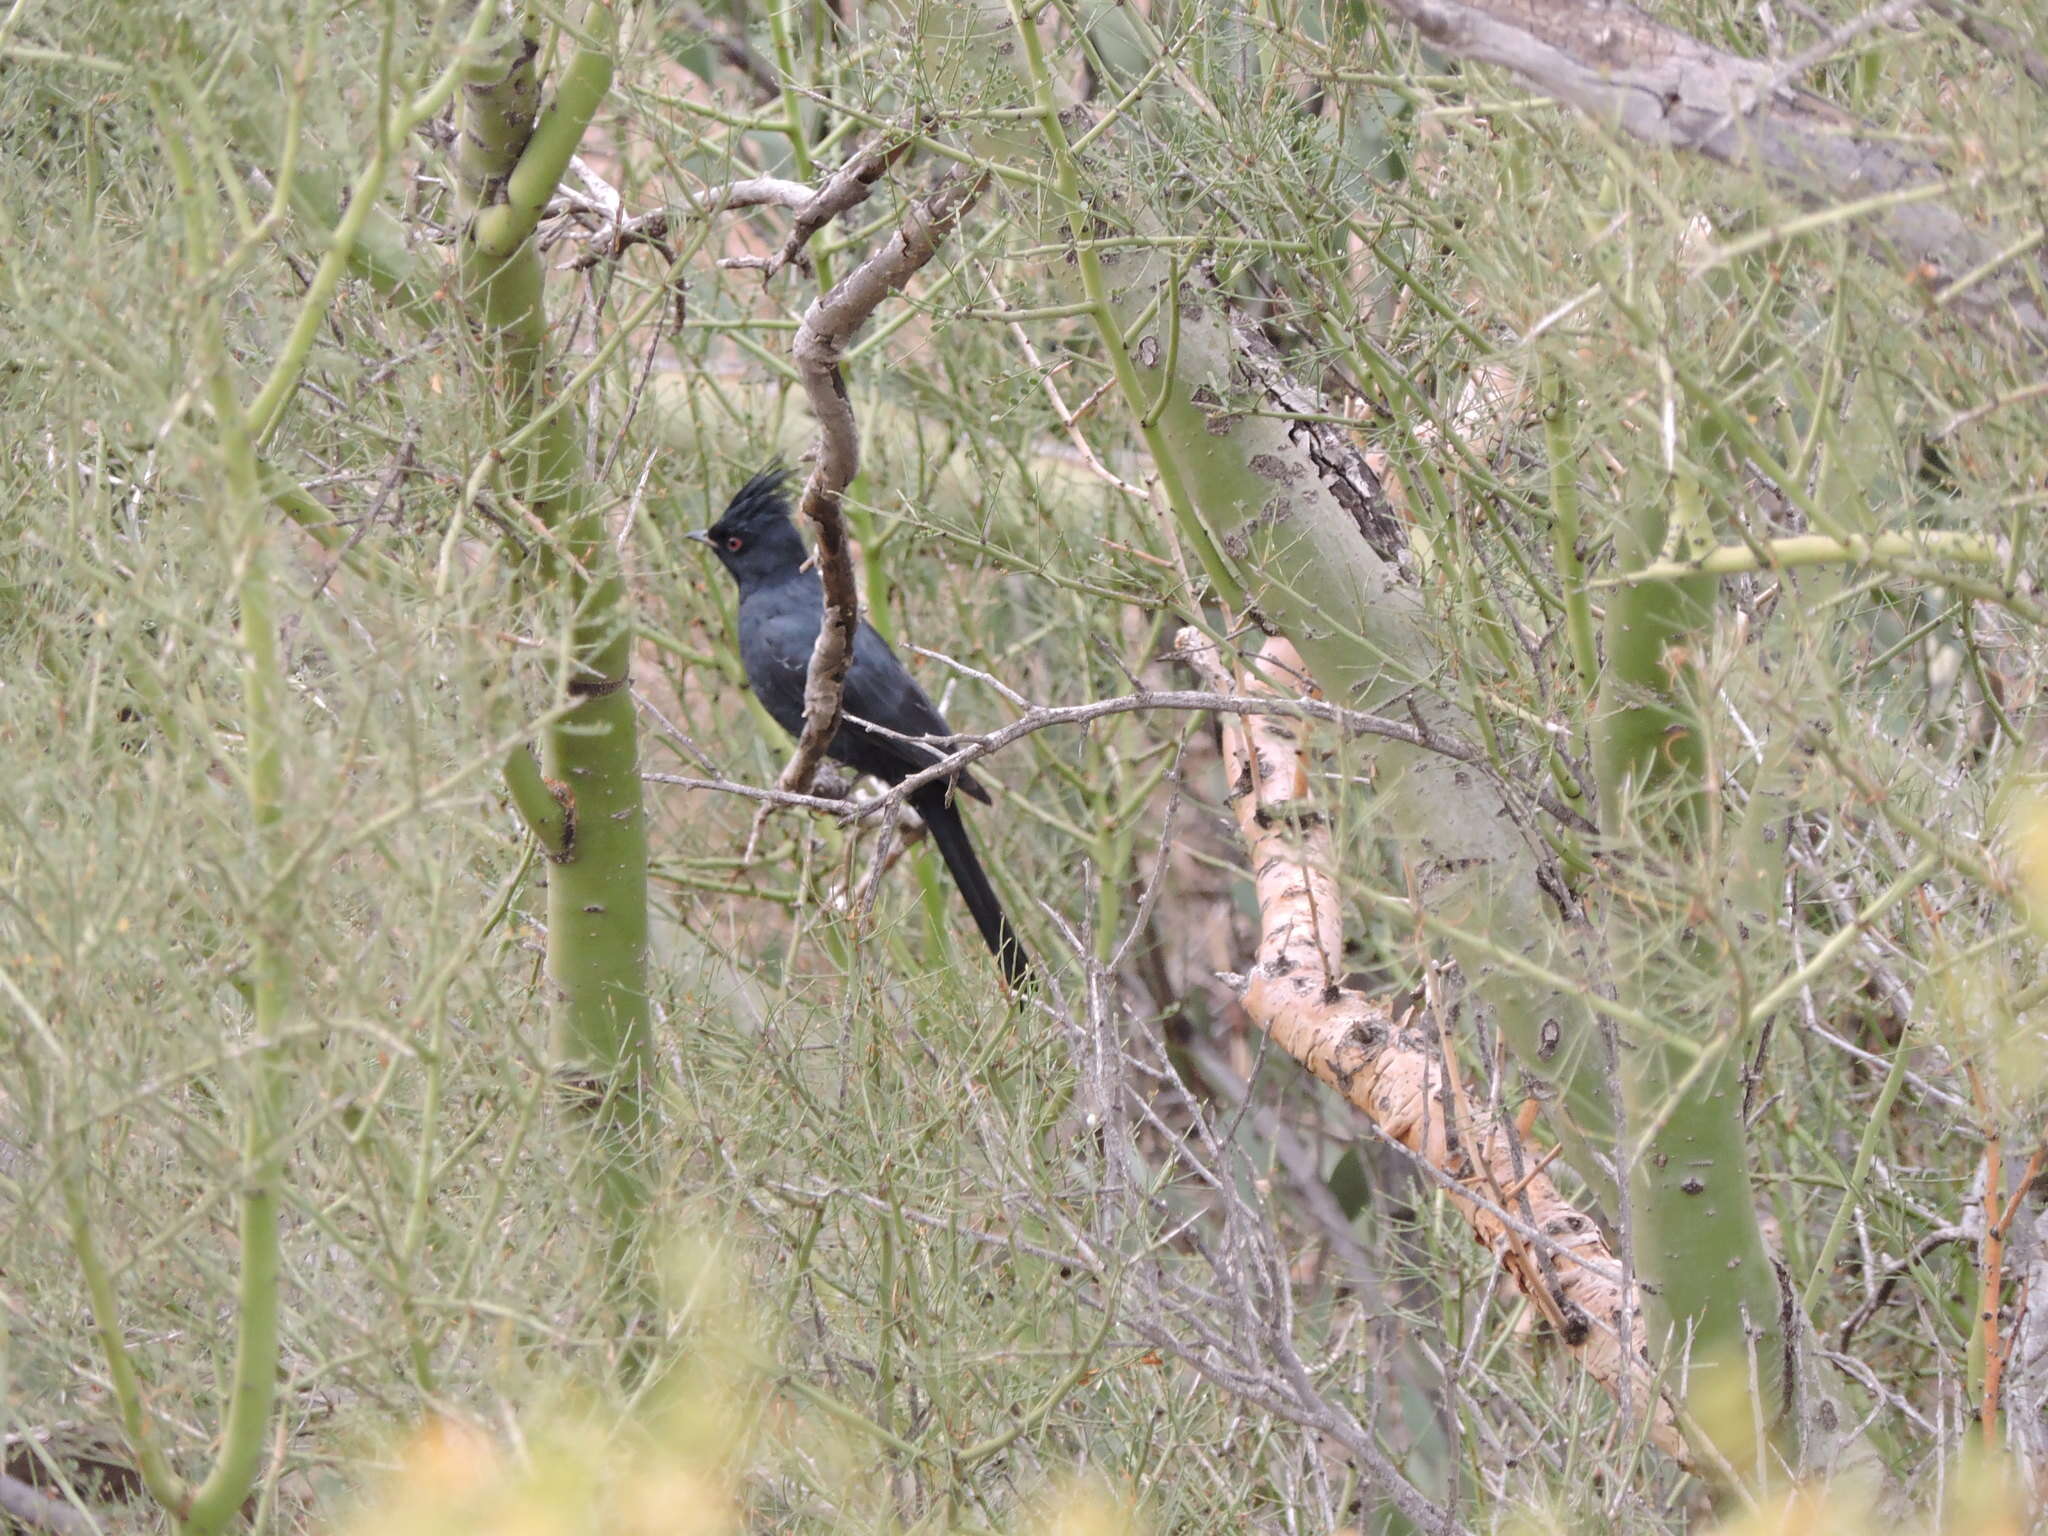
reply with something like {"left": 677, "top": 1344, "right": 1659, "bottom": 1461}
{"left": 691, "top": 468, "right": 1032, "bottom": 988}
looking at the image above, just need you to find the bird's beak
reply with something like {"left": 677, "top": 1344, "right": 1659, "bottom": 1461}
{"left": 684, "top": 528, "right": 715, "bottom": 546}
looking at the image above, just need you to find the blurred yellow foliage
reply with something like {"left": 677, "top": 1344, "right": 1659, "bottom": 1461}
{"left": 1028, "top": 1480, "right": 1144, "bottom": 1536}
{"left": 332, "top": 1240, "right": 1148, "bottom": 1536}
{"left": 1704, "top": 1455, "right": 2024, "bottom": 1536}
{"left": 2007, "top": 794, "right": 2048, "bottom": 942}
{"left": 339, "top": 1413, "right": 737, "bottom": 1536}
{"left": 340, "top": 1415, "right": 1145, "bottom": 1536}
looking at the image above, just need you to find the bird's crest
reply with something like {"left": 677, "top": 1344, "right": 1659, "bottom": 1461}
{"left": 716, "top": 464, "right": 795, "bottom": 532}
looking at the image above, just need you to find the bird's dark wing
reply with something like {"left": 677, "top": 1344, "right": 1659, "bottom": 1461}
{"left": 735, "top": 590, "right": 818, "bottom": 739}
{"left": 838, "top": 621, "right": 989, "bottom": 802}
{"left": 737, "top": 591, "right": 988, "bottom": 801}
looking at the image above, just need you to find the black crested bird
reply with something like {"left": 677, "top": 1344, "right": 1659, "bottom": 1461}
{"left": 691, "top": 469, "right": 1031, "bottom": 987}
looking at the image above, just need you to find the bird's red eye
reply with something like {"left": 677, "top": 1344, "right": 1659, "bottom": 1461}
{"left": 726, "top": 535, "right": 743, "bottom": 552}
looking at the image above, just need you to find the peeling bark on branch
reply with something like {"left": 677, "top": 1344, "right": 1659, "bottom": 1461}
{"left": 1081, "top": 219, "right": 1618, "bottom": 1163}
{"left": 1373, "top": 0, "right": 2048, "bottom": 350}
{"left": 764, "top": 137, "right": 910, "bottom": 277}
{"left": 1180, "top": 627, "right": 1688, "bottom": 1466}
{"left": 1221, "top": 301, "right": 1409, "bottom": 567}
{"left": 779, "top": 170, "right": 991, "bottom": 796}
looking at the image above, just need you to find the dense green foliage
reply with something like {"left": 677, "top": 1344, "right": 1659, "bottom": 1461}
{"left": 4, "top": 0, "right": 2047, "bottom": 1529}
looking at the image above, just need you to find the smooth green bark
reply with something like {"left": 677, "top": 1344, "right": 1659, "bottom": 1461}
{"left": 1594, "top": 472, "right": 1785, "bottom": 1474}
{"left": 179, "top": 373, "right": 291, "bottom": 1536}
{"left": 64, "top": 101, "right": 305, "bottom": 1536}
{"left": 63, "top": 372, "right": 292, "bottom": 1536}
{"left": 456, "top": 6, "right": 654, "bottom": 1317}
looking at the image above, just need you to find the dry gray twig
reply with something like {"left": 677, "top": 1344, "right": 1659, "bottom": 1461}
{"left": 645, "top": 678, "right": 1598, "bottom": 834}
{"left": 756, "top": 137, "right": 911, "bottom": 279}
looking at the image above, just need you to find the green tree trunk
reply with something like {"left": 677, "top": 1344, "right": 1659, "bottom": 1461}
{"left": 1593, "top": 469, "right": 1784, "bottom": 1473}
{"left": 454, "top": 7, "right": 654, "bottom": 1327}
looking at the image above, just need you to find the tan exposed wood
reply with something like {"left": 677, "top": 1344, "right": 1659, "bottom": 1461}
{"left": 1179, "top": 627, "right": 1689, "bottom": 1465}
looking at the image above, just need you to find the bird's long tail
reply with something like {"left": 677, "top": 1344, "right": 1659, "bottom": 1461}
{"left": 912, "top": 785, "right": 1032, "bottom": 989}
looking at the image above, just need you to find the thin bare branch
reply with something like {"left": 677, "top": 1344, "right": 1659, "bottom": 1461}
{"left": 647, "top": 681, "right": 1598, "bottom": 835}
{"left": 557, "top": 174, "right": 815, "bottom": 268}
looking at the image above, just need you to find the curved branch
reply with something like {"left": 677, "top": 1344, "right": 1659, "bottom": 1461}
{"left": 558, "top": 138, "right": 908, "bottom": 278}
{"left": 778, "top": 169, "right": 992, "bottom": 795}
